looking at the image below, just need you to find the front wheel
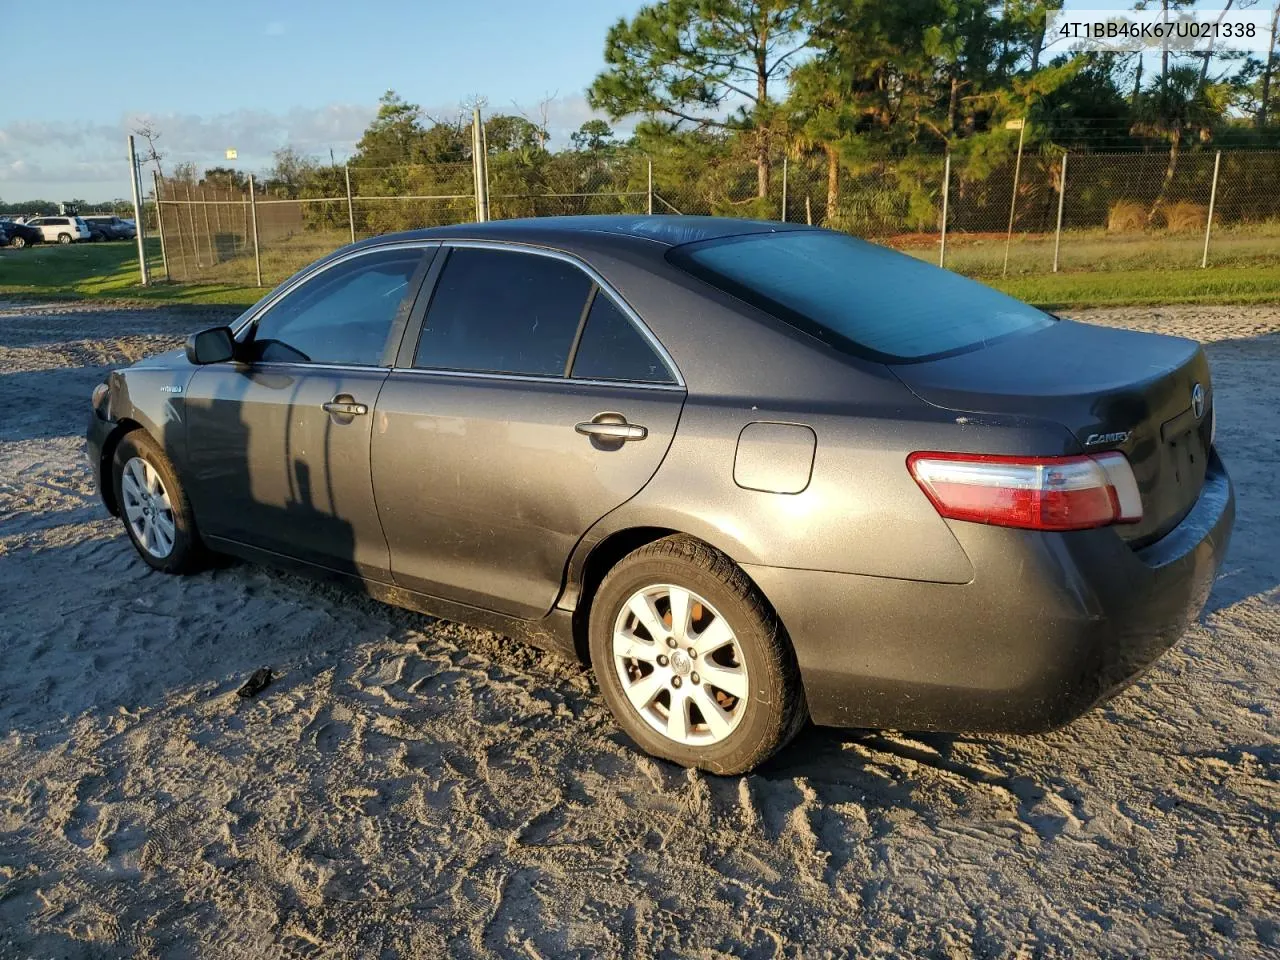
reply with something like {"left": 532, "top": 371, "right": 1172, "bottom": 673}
{"left": 8, "top": 235, "right": 24, "bottom": 249}
{"left": 111, "top": 430, "right": 205, "bottom": 574}
{"left": 589, "top": 536, "right": 807, "bottom": 774}
{"left": 57, "top": 232, "right": 72, "bottom": 244}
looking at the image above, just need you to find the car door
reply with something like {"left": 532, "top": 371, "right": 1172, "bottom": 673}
{"left": 371, "top": 242, "right": 686, "bottom": 620}
{"left": 183, "top": 243, "right": 434, "bottom": 579}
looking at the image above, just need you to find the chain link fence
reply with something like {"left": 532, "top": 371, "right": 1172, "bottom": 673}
{"left": 149, "top": 148, "right": 1280, "bottom": 287}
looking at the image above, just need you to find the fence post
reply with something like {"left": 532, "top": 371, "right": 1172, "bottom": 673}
{"left": 126, "top": 136, "right": 150, "bottom": 286}
{"left": 345, "top": 164, "right": 356, "bottom": 244}
{"left": 647, "top": 158, "right": 654, "bottom": 215}
{"left": 805, "top": 195, "right": 812, "bottom": 226}
{"left": 939, "top": 153, "right": 951, "bottom": 268}
{"left": 471, "top": 108, "right": 489, "bottom": 223}
{"left": 1002, "top": 118, "right": 1027, "bottom": 278}
{"left": 151, "top": 171, "right": 170, "bottom": 281}
{"left": 781, "top": 155, "right": 788, "bottom": 222}
{"left": 1053, "top": 151, "right": 1068, "bottom": 273}
{"left": 1202, "top": 150, "right": 1221, "bottom": 269}
{"left": 248, "top": 174, "right": 262, "bottom": 287}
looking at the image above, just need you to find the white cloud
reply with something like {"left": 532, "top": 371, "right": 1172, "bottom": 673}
{"left": 0, "top": 95, "right": 625, "bottom": 201}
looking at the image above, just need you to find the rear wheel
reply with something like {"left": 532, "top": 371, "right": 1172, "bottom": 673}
{"left": 57, "top": 232, "right": 72, "bottom": 244}
{"left": 589, "top": 536, "right": 807, "bottom": 774}
{"left": 111, "top": 431, "right": 204, "bottom": 574}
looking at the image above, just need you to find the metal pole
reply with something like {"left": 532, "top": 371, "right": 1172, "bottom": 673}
{"left": 781, "top": 155, "right": 788, "bottom": 222}
{"left": 248, "top": 174, "right": 262, "bottom": 287}
{"left": 1202, "top": 150, "right": 1221, "bottom": 269}
{"left": 151, "top": 171, "right": 170, "bottom": 281}
{"left": 344, "top": 164, "right": 356, "bottom": 244}
{"left": 805, "top": 195, "right": 812, "bottom": 226}
{"left": 126, "top": 136, "right": 150, "bottom": 286}
{"left": 1002, "top": 119, "right": 1026, "bottom": 278}
{"left": 1053, "top": 151, "right": 1068, "bottom": 273}
{"left": 471, "top": 108, "right": 489, "bottom": 223}
{"left": 939, "top": 153, "right": 951, "bottom": 268}
{"left": 647, "top": 158, "right": 654, "bottom": 215}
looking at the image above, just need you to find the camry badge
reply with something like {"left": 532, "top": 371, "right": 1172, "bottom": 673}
{"left": 1085, "top": 431, "right": 1130, "bottom": 446}
{"left": 1192, "top": 383, "right": 1205, "bottom": 419}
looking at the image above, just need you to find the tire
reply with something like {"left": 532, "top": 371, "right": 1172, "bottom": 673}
{"left": 111, "top": 430, "right": 205, "bottom": 574}
{"left": 57, "top": 232, "right": 72, "bottom": 244}
{"left": 589, "top": 535, "right": 807, "bottom": 774}
{"left": 10, "top": 235, "right": 25, "bottom": 249}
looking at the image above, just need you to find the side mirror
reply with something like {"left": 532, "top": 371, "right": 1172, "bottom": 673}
{"left": 185, "top": 326, "right": 236, "bottom": 365}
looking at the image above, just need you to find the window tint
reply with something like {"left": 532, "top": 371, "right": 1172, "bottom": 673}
{"left": 415, "top": 247, "right": 593, "bottom": 376}
{"left": 249, "top": 247, "right": 422, "bottom": 365}
{"left": 571, "top": 293, "right": 674, "bottom": 384}
{"left": 669, "top": 231, "right": 1053, "bottom": 362}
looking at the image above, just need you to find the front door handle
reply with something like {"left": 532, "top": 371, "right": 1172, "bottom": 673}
{"left": 322, "top": 395, "right": 368, "bottom": 416}
{"left": 575, "top": 413, "right": 647, "bottom": 442}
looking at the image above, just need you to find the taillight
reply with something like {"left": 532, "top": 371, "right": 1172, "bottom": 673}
{"left": 907, "top": 451, "right": 1143, "bottom": 531}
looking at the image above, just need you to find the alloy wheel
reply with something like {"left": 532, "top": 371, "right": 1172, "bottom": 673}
{"left": 120, "top": 456, "right": 177, "bottom": 559}
{"left": 611, "top": 584, "right": 750, "bottom": 746}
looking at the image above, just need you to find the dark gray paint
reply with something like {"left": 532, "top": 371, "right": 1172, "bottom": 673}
{"left": 87, "top": 216, "right": 1235, "bottom": 734}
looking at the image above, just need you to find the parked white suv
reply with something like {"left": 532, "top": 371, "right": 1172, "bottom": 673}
{"left": 26, "top": 216, "right": 91, "bottom": 244}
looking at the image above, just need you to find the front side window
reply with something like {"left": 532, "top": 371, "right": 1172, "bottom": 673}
{"left": 571, "top": 293, "right": 675, "bottom": 384}
{"left": 248, "top": 247, "right": 424, "bottom": 365}
{"left": 414, "top": 247, "right": 593, "bottom": 376}
{"left": 669, "top": 230, "right": 1053, "bottom": 362}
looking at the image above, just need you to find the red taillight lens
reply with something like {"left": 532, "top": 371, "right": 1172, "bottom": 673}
{"left": 907, "top": 451, "right": 1143, "bottom": 531}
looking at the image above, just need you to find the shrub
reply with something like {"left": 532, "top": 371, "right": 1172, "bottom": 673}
{"left": 1107, "top": 201, "right": 1146, "bottom": 233}
{"left": 1163, "top": 201, "right": 1208, "bottom": 233}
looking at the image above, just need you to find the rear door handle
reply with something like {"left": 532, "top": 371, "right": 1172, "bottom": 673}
{"left": 576, "top": 414, "right": 648, "bottom": 442}
{"left": 322, "top": 395, "right": 368, "bottom": 416}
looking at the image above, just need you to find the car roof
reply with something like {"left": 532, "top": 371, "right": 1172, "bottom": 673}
{"left": 350, "top": 215, "right": 815, "bottom": 256}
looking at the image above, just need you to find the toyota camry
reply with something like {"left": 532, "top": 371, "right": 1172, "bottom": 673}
{"left": 88, "top": 216, "right": 1234, "bottom": 774}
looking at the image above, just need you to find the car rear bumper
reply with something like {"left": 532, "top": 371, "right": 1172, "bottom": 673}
{"left": 745, "top": 451, "right": 1235, "bottom": 732}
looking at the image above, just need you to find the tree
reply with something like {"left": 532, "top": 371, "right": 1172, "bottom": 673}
{"left": 1131, "top": 65, "right": 1232, "bottom": 222}
{"left": 571, "top": 119, "right": 618, "bottom": 152}
{"left": 1260, "top": 3, "right": 1279, "bottom": 126}
{"left": 200, "top": 166, "right": 248, "bottom": 191}
{"left": 588, "top": 0, "right": 812, "bottom": 197}
{"left": 353, "top": 90, "right": 428, "bottom": 167}
{"left": 265, "top": 146, "right": 319, "bottom": 197}
{"left": 133, "top": 122, "right": 166, "bottom": 178}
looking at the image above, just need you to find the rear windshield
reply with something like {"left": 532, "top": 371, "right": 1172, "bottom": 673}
{"left": 668, "top": 230, "right": 1053, "bottom": 362}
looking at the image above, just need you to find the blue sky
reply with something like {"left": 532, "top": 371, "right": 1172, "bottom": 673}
{"left": 0, "top": 0, "right": 639, "bottom": 202}
{"left": 0, "top": 0, "right": 1234, "bottom": 203}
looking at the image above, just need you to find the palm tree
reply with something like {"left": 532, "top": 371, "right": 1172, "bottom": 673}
{"left": 1130, "top": 66, "right": 1230, "bottom": 224}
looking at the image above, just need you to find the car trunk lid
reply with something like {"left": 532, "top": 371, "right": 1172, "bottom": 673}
{"left": 891, "top": 319, "right": 1212, "bottom": 546}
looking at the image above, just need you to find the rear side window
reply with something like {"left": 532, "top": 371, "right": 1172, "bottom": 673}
{"left": 668, "top": 230, "right": 1053, "bottom": 362}
{"left": 249, "top": 247, "right": 423, "bottom": 365}
{"left": 571, "top": 293, "right": 675, "bottom": 384}
{"left": 415, "top": 247, "right": 593, "bottom": 376}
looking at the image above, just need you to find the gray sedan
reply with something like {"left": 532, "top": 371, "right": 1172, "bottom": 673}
{"left": 88, "top": 217, "right": 1234, "bottom": 774}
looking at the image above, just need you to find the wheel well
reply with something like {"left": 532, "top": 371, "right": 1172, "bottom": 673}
{"left": 99, "top": 418, "right": 142, "bottom": 515}
{"left": 569, "top": 526, "right": 684, "bottom": 663}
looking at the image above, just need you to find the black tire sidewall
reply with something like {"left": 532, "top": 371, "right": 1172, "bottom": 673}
{"left": 112, "top": 431, "right": 201, "bottom": 574}
{"left": 590, "top": 547, "right": 797, "bottom": 774}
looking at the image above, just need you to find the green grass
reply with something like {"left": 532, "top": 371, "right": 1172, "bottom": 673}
{"left": 3, "top": 229, "right": 1279, "bottom": 312}
{"left": 992, "top": 265, "right": 1280, "bottom": 308}
{"left": 0, "top": 240, "right": 262, "bottom": 307}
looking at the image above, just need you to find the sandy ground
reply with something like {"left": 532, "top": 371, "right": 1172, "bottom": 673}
{"left": 0, "top": 300, "right": 1276, "bottom": 959}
